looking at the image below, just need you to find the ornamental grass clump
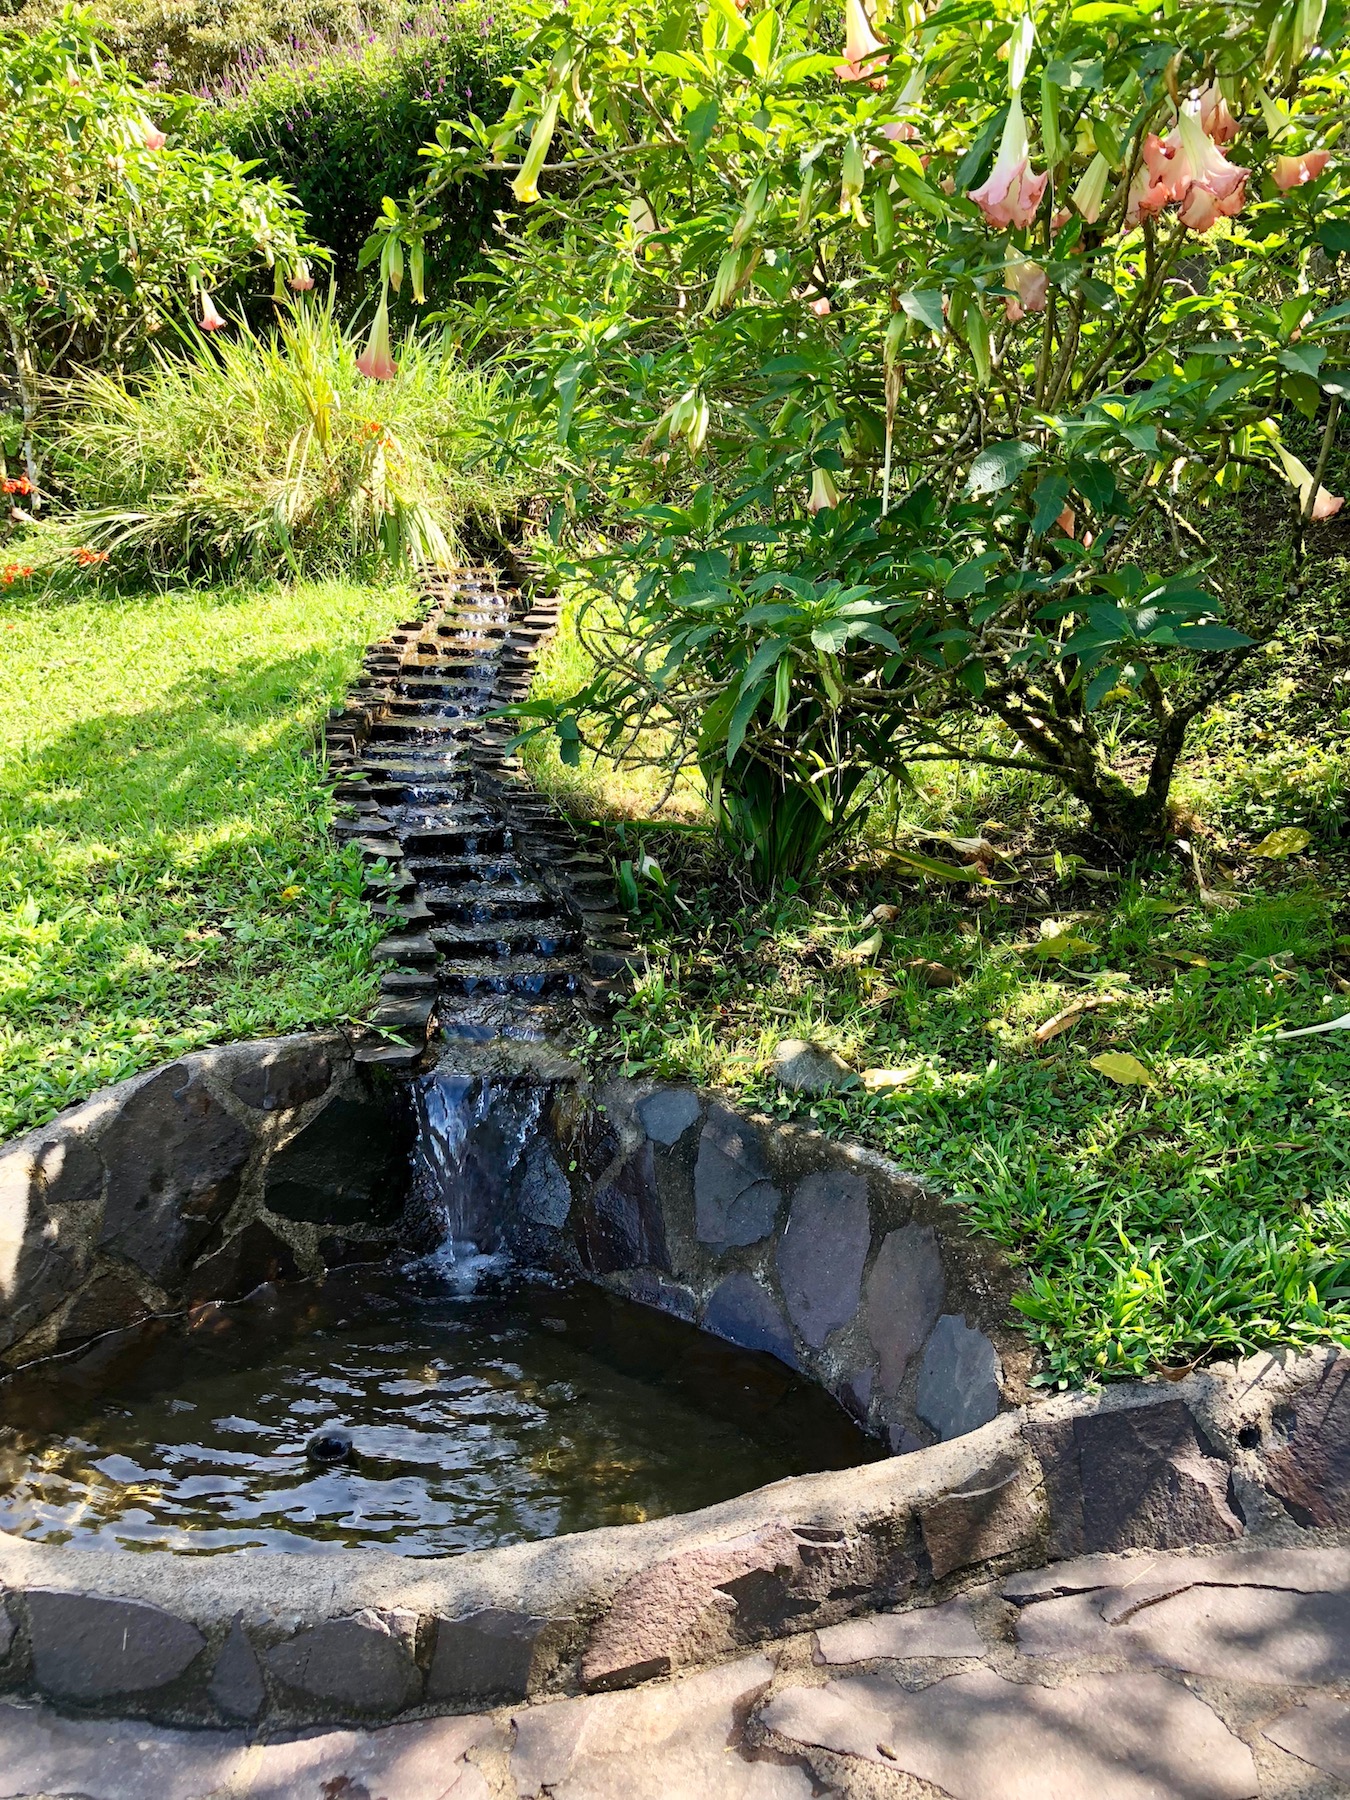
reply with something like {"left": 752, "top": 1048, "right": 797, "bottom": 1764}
{"left": 56, "top": 296, "right": 512, "bottom": 578}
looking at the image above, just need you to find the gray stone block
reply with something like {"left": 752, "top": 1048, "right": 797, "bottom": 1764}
{"left": 776, "top": 1169, "right": 871, "bottom": 1350}
{"left": 1260, "top": 1348, "right": 1350, "bottom": 1527}
{"left": 625, "top": 1270, "right": 698, "bottom": 1321}
{"left": 27, "top": 1590, "right": 206, "bottom": 1701}
{"left": 265, "top": 1613, "right": 422, "bottom": 1714}
{"left": 919, "top": 1456, "right": 1045, "bottom": 1578}
{"left": 208, "top": 1615, "right": 266, "bottom": 1720}
{"left": 230, "top": 1041, "right": 332, "bottom": 1113}
{"left": 428, "top": 1608, "right": 549, "bottom": 1702}
{"left": 517, "top": 1136, "right": 572, "bottom": 1229}
{"left": 55, "top": 1269, "right": 151, "bottom": 1349}
{"left": 915, "top": 1313, "right": 1003, "bottom": 1440}
{"left": 694, "top": 1106, "right": 781, "bottom": 1248}
{"left": 97, "top": 1064, "right": 252, "bottom": 1281}
{"left": 578, "top": 1141, "right": 669, "bottom": 1274}
{"left": 264, "top": 1090, "right": 408, "bottom": 1227}
{"left": 187, "top": 1220, "right": 299, "bottom": 1303}
{"left": 702, "top": 1273, "right": 797, "bottom": 1369}
{"left": 866, "top": 1224, "right": 945, "bottom": 1397}
{"left": 636, "top": 1087, "right": 702, "bottom": 1146}
{"left": 0, "top": 1591, "right": 13, "bottom": 1664}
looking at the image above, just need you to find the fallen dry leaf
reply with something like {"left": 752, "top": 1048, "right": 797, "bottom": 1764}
{"left": 903, "top": 957, "right": 959, "bottom": 988}
{"left": 840, "top": 929, "right": 886, "bottom": 965}
{"left": 861, "top": 1065, "right": 923, "bottom": 1093}
{"left": 1032, "top": 996, "right": 1115, "bottom": 1045}
{"left": 860, "top": 903, "right": 901, "bottom": 929}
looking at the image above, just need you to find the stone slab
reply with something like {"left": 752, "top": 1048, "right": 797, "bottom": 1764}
{"left": 27, "top": 1590, "right": 207, "bottom": 1701}
{"left": 229, "top": 1040, "right": 332, "bottom": 1113}
{"left": 694, "top": 1106, "right": 782, "bottom": 1248}
{"left": 760, "top": 1666, "right": 1257, "bottom": 1799}
{"left": 517, "top": 1136, "right": 573, "bottom": 1229}
{"left": 636, "top": 1087, "right": 702, "bottom": 1146}
{"left": 244, "top": 1713, "right": 502, "bottom": 1800}
{"left": 0, "top": 1701, "right": 247, "bottom": 1800}
{"left": 208, "top": 1614, "right": 266, "bottom": 1721}
{"left": 512, "top": 1653, "right": 812, "bottom": 1799}
{"left": 703, "top": 1273, "right": 797, "bottom": 1369}
{"left": 264, "top": 1090, "right": 407, "bottom": 1227}
{"left": 776, "top": 1170, "right": 871, "bottom": 1351}
{"left": 920, "top": 1458, "right": 1045, "bottom": 1579}
{"left": 1263, "top": 1694, "right": 1350, "bottom": 1779}
{"left": 865, "top": 1224, "right": 944, "bottom": 1399}
{"left": 916, "top": 1313, "right": 1003, "bottom": 1440}
{"left": 1261, "top": 1350, "right": 1350, "bottom": 1528}
{"left": 429, "top": 1607, "right": 550, "bottom": 1702}
{"left": 265, "top": 1612, "right": 422, "bottom": 1713}
{"left": 1016, "top": 1581, "right": 1350, "bottom": 1685}
{"left": 813, "top": 1596, "right": 984, "bottom": 1665}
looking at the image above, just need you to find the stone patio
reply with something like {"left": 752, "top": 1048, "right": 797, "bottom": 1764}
{"left": 6, "top": 1539, "right": 1350, "bottom": 1799}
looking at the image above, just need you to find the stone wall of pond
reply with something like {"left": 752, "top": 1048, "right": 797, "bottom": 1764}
{"left": 0, "top": 1035, "right": 411, "bottom": 1368}
{"left": 489, "top": 1077, "right": 1033, "bottom": 1453}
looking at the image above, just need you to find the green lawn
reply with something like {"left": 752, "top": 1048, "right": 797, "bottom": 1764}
{"left": 0, "top": 576, "right": 412, "bottom": 1140}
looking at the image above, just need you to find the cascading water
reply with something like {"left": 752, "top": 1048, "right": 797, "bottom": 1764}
{"left": 407, "top": 1056, "right": 542, "bottom": 1281}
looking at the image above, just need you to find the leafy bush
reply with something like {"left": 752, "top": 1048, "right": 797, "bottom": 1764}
{"left": 54, "top": 296, "right": 515, "bottom": 577}
{"left": 1, "top": 9, "right": 315, "bottom": 493}
{"left": 385, "top": 0, "right": 1350, "bottom": 880}
{"left": 207, "top": 8, "right": 517, "bottom": 301}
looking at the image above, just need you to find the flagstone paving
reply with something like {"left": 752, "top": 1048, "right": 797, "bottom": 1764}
{"left": 5, "top": 1540, "right": 1350, "bottom": 1798}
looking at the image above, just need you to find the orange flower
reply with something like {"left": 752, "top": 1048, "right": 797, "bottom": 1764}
{"left": 1, "top": 562, "right": 34, "bottom": 585}
{"left": 1, "top": 475, "right": 32, "bottom": 495}
{"left": 72, "top": 546, "right": 110, "bottom": 567}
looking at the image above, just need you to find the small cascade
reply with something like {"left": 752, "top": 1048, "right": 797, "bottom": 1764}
{"left": 406, "top": 1055, "right": 542, "bottom": 1278}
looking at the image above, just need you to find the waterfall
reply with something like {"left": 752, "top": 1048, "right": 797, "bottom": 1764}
{"left": 406, "top": 1057, "right": 542, "bottom": 1283}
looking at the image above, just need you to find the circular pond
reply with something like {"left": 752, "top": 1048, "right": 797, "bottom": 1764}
{"left": 0, "top": 1260, "right": 879, "bottom": 1557}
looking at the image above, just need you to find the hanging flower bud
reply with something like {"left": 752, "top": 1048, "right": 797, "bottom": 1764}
{"left": 1276, "top": 442, "right": 1343, "bottom": 519}
{"left": 1003, "top": 254, "right": 1047, "bottom": 321}
{"left": 840, "top": 136, "right": 866, "bottom": 214}
{"left": 288, "top": 259, "right": 315, "bottom": 291}
{"left": 138, "top": 114, "right": 167, "bottom": 151}
{"left": 808, "top": 467, "right": 841, "bottom": 513}
{"left": 199, "top": 288, "right": 226, "bottom": 331}
{"left": 1274, "top": 149, "right": 1331, "bottom": 189}
{"left": 1072, "top": 151, "right": 1112, "bottom": 223}
{"left": 731, "top": 173, "right": 770, "bottom": 249}
{"left": 356, "top": 288, "right": 397, "bottom": 380}
{"left": 512, "top": 95, "right": 561, "bottom": 206}
{"left": 837, "top": 0, "right": 887, "bottom": 85}
{"left": 969, "top": 92, "right": 1048, "bottom": 230}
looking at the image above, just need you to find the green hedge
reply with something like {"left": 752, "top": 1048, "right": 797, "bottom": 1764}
{"left": 207, "top": 13, "right": 517, "bottom": 304}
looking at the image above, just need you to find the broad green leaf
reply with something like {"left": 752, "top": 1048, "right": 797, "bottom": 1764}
{"left": 1250, "top": 827, "right": 1312, "bottom": 858}
{"left": 966, "top": 440, "right": 1038, "bottom": 497}
{"left": 900, "top": 287, "right": 946, "bottom": 333}
{"left": 1030, "top": 473, "right": 1070, "bottom": 535}
{"left": 1090, "top": 1052, "right": 1157, "bottom": 1087}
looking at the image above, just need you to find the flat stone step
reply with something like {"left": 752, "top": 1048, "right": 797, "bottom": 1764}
{"left": 438, "top": 956, "right": 581, "bottom": 997}
{"left": 432, "top": 921, "right": 579, "bottom": 957}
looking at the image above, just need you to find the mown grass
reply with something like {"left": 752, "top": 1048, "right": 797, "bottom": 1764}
{"left": 0, "top": 573, "right": 413, "bottom": 1140}
{"left": 543, "top": 525, "right": 1350, "bottom": 1386}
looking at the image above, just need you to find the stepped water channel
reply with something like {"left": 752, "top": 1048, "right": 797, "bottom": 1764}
{"left": 323, "top": 562, "right": 641, "bottom": 1076}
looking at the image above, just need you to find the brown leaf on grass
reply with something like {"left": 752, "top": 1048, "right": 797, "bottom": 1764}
{"left": 903, "top": 957, "right": 959, "bottom": 988}
{"left": 839, "top": 928, "right": 885, "bottom": 965}
{"left": 860, "top": 903, "right": 901, "bottom": 929}
{"left": 1032, "top": 996, "right": 1115, "bottom": 1044}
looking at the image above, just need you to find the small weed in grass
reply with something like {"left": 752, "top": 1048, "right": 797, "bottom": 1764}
{"left": 0, "top": 574, "right": 412, "bottom": 1138}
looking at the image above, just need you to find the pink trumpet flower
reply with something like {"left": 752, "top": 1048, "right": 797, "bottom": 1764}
{"left": 139, "top": 114, "right": 167, "bottom": 150}
{"left": 837, "top": 0, "right": 887, "bottom": 86}
{"left": 883, "top": 118, "right": 920, "bottom": 144}
{"left": 1003, "top": 255, "right": 1047, "bottom": 322}
{"left": 357, "top": 290, "right": 397, "bottom": 380}
{"left": 288, "top": 259, "right": 316, "bottom": 291}
{"left": 1128, "top": 104, "right": 1248, "bottom": 231}
{"left": 1274, "top": 149, "right": 1331, "bottom": 190}
{"left": 1196, "top": 82, "right": 1238, "bottom": 145}
{"left": 1055, "top": 505, "right": 1076, "bottom": 539}
{"left": 199, "top": 288, "right": 226, "bottom": 331}
{"left": 969, "top": 93, "right": 1048, "bottom": 231}
{"left": 1277, "top": 443, "right": 1343, "bottom": 520}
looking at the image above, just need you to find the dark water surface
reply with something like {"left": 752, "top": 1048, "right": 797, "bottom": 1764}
{"left": 0, "top": 1261, "right": 880, "bottom": 1555}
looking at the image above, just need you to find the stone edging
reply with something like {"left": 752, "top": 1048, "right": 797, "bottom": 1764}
{"left": 0, "top": 1343, "right": 1347, "bottom": 1726}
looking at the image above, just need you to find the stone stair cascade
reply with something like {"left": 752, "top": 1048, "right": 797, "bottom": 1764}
{"left": 323, "top": 561, "right": 644, "bottom": 1069}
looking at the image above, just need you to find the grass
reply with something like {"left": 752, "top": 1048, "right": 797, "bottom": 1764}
{"left": 0, "top": 571, "right": 414, "bottom": 1141}
{"left": 537, "top": 522, "right": 1350, "bottom": 1387}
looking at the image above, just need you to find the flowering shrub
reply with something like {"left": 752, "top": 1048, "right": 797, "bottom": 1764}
{"left": 379, "top": 0, "right": 1350, "bottom": 876}
{"left": 1, "top": 9, "right": 317, "bottom": 494}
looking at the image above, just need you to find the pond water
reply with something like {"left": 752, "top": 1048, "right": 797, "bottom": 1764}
{"left": 0, "top": 1259, "right": 879, "bottom": 1556}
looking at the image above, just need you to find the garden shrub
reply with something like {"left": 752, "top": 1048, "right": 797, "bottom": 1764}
{"left": 54, "top": 295, "right": 518, "bottom": 578}
{"left": 206, "top": 5, "right": 518, "bottom": 301}
{"left": 379, "top": 0, "right": 1350, "bottom": 882}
